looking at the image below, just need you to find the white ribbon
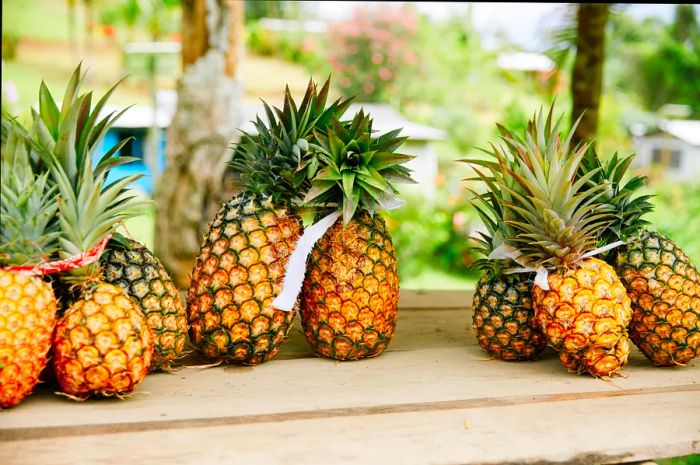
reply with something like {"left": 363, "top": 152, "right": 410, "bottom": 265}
{"left": 272, "top": 211, "right": 341, "bottom": 311}
{"left": 500, "top": 240, "right": 626, "bottom": 291}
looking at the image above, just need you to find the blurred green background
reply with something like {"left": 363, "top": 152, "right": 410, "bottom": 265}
{"left": 2, "top": 1, "right": 699, "bottom": 292}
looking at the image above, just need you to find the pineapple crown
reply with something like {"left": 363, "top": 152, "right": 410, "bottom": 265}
{"left": 230, "top": 78, "right": 353, "bottom": 206}
{"left": 0, "top": 118, "right": 59, "bottom": 266}
{"left": 303, "top": 110, "right": 415, "bottom": 226}
{"left": 29, "top": 64, "right": 149, "bottom": 282}
{"left": 477, "top": 105, "right": 613, "bottom": 269}
{"left": 461, "top": 147, "right": 524, "bottom": 279}
{"left": 577, "top": 148, "right": 654, "bottom": 243}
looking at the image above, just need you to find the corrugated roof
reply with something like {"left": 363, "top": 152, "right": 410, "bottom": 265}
{"left": 659, "top": 119, "right": 700, "bottom": 146}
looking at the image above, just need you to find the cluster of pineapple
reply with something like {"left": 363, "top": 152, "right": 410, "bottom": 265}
{"left": 187, "top": 78, "right": 414, "bottom": 364}
{"left": 467, "top": 107, "right": 699, "bottom": 376}
{"left": 0, "top": 66, "right": 188, "bottom": 408}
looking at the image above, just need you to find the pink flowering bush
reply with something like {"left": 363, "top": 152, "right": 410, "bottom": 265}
{"left": 328, "top": 5, "right": 419, "bottom": 102}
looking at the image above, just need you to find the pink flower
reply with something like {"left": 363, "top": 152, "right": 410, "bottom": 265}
{"left": 301, "top": 38, "right": 316, "bottom": 53}
{"left": 378, "top": 67, "right": 392, "bottom": 81}
{"left": 363, "top": 81, "right": 375, "bottom": 94}
{"left": 371, "top": 52, "right": 383, "bottom": 64}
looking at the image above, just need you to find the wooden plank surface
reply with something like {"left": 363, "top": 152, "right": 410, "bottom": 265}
{"left": 1, "top": 291, "right": 699, "bottom": 465}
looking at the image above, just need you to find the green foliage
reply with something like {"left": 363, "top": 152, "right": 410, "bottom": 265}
{"left": 607, "top": 5, "right": 700, "bottom": 117}
{"left": 647, "top": 182, "right": 700, "bottom": 263}
{"left": 246, "top": 22, "right": 327, "bottom": 73}
{"left": 99, "top": 0, "right": 180, "bottom": 40}
{"left": 304, "top": 111, "right": 415, "bottom": 225}
{"left": 230, "top": 78, "right": 352, "bottom": 206}
{"left": 384, "top": 193, "right": 480, "bottom": 278}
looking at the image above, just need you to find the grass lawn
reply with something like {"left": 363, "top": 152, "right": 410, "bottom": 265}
{"left": 658, "top": 456, "right": 700, "bottom": 465}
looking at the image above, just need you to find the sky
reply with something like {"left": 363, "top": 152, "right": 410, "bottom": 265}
{"left": 313, "top": 2, "right": 684, "bottom": 52}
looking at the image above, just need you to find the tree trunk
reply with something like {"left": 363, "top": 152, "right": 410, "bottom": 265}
{"left": 571, "top": 3, "right": 610, "bottom": 148}
{"left": 67, "top": 0, "right": 79, "bottom": 62}
{"left": 155, "top": 0, "right": 244, "bottom": 288}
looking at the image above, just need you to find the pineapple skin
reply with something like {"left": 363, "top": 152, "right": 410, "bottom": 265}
{"left": 301, "top": 211, "right": 399, "bottom": 360}
{"left": 52, "top": 283, "right": 153, "bottom": 399}
{"left": 613, "top": 229, "right": 700, "bottom": 366}
{"left": 533, "top": 258, "right": 632, "bottom": 376}
{"left": 188, "top": 194, "right": 302, "bottom": 365}
{"left": 0, "top": 271, "right": 57, "bottom": 408}
{"left": 102, "top": 238, "right": 188, "bottom": 369}
{"left": 472, "top": 274, "right": 547, "bottom": 361}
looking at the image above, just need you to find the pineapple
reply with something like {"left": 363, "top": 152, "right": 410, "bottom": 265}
{"left": 188, "top": 79, "right": 352, "bottom": 365}
{"left": 579, "top": 150, "right": 700, "bottom": 366}
{"left": 101, "top": 235, "right": 188, "bottom": 370}
{"left": 300, "top": 111, "right": 414, "bottom": 360}
{"left": 481, "top": 108, "right": 632, "bottom": 377}
{"left": 0, "top": 121, "right": 59, "bottom": 407}
{"left": 465, "top": 184, "right": 546, "bottom": 361}
{"left": 30, "top": 65, "right": 153, "bottom": 399}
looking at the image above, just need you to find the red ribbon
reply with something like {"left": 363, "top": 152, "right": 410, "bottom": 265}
{"left": 2, "top": 235, "right": 112, "bottom": 276}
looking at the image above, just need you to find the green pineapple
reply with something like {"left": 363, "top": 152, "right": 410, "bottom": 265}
{"left": 101, "top": 235, "right": 188, "bottom": 370}
{"left": 579, "top": 150, "right": 700, "bottom": 366}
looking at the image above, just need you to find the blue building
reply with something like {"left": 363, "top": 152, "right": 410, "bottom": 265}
{"left": 97, "top": 104, "right": 170, "bottom": 196}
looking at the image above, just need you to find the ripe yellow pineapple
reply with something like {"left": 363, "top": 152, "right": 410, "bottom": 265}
{"left": 52, "top": 283, "right": 152, "bottom": 397}
{"left": 188, "top": 79, "right": 352, "bottom": 364}
{"left": 484, "top": 108, "right": 632, "bottom": 377}
{"left": 30, "top": 65, "right": 153, "bottom": 398}
{"left": 0, "top": 122, "right": 59, "bottom": 407}
{"left": 578, "top": 150, "right": 700, "bottom": 366}
{"left": 301, "top": 111, "right": 414, "bottom": 360}
{"left": 102, "top": 236, "right": 187, "bottom": 369}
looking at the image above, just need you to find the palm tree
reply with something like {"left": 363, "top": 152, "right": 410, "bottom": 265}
{"left": 155, "top": 0, "right": 244, "bottom": 287}
{"left": 570, "top": 3, "right": 610, "bottom": 147}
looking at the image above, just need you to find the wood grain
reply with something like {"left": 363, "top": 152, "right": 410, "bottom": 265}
{"left": 1, "top": 292, "right": 698, "bottom": 465}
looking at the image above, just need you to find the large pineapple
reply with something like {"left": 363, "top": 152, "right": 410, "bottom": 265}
{"left": 30, "top": 65, "right": 154, "bottom": 399}
{"left": 465, "top": 182, "right": 546, "bottom": 361}
{"left": 0, "top": 121, "right": 59, "bottom": 407}
{"left": 188, "top": 79, "right": 352, "bottom": 365}
{"left": 579, "top": 150, "right": 700, "bottom": 366}
{"left": 485, "top": 108, "right": 632, "bottom": 377}
{"left": 101, "top": 235, "right": 188, "bottom": 370}
{"left": 300, "top": 111, "right": 415, "bottom": 360}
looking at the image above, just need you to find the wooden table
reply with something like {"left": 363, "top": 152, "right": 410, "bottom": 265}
{"left": 1, "top": 291, "right": 699, "bottom": 465}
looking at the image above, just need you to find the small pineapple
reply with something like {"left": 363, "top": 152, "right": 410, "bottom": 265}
{"left": 301, "top": 111, "right": 415, "bottom": 360}
{"left": 483, "top": 107, "right": 632, "bottom": 377}
{"left": 188, "top": 79, "right": 351, "bottom": 364}
{"left": 472, "top": 275, "right": 546, "bottom": 361}
{"left": 464, "top": 179, "right": 546, "bottom": 360}
{"left": 463, "top": 150, "right": 547, "bottom": 361}
{"left": 101, "top": 235, "right": 188, "bottom": 370}
{"left": 579, "top": 151, "right": 700, "bottom": 366}
{"left": 31, "top": 65, "right": 153, "bottom": 399}
{"left": 0, "top": 120, "right": 59, "bottom": 407}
